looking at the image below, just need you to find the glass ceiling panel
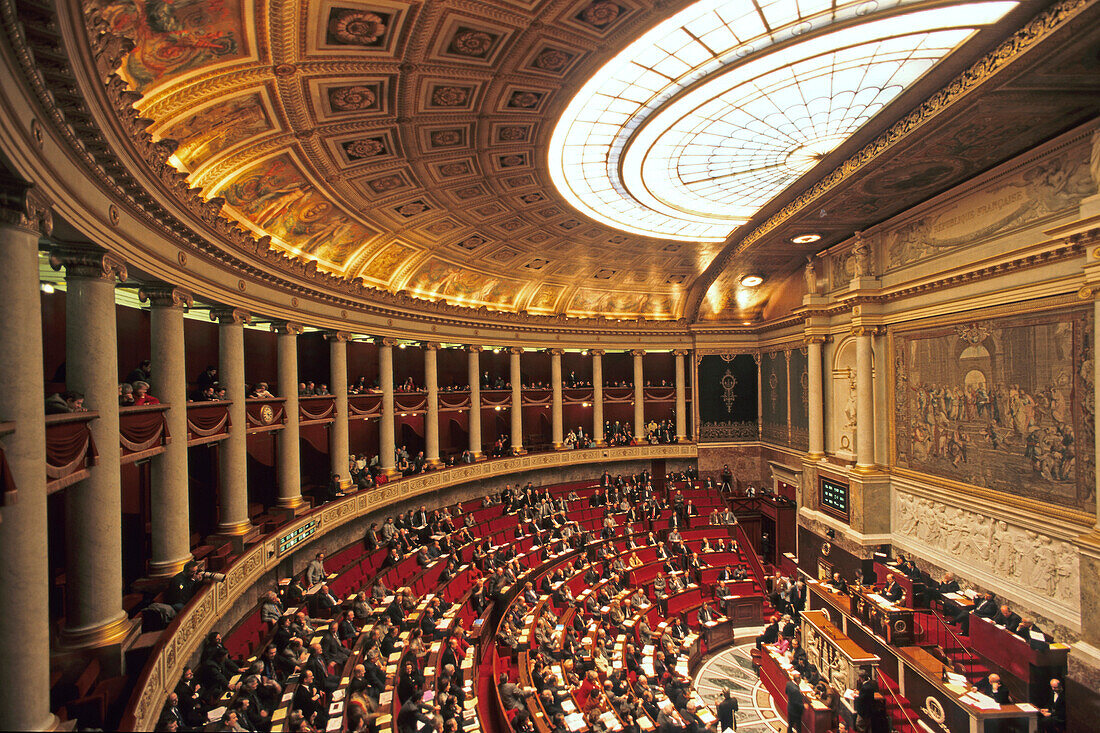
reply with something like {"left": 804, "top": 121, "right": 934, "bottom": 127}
{"left": 548, "top": 0, "right": 1018, "bottom": 241}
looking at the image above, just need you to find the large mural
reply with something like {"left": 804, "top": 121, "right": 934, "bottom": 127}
{"left": 219, "top": 154, "right": 378, "bottom": 270}
{"left": 789, "top": 346, "right": 809, "bottom": 451}
{"left": 160, "top": 92, "right": 273, "bottom": 170}
{"left": 404, "top": 258, "right": 522, "bottom": 310}
{"left": 99, "top": 0, "right": 251, "bottom": 92}
{"left": 893, "top": 305, "right": 1095, "bottom": 514}
{"left": 697, "top": 354, "right": 758, "bottom": 442}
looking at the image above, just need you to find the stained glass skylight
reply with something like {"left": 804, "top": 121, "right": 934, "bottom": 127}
{"left": 548, "top": 0, "right": 1019, "bottom": 242}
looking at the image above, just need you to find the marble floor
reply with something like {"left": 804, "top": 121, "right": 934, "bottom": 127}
{"left": 692, "top": 629, "right": 789, "bottom": 733}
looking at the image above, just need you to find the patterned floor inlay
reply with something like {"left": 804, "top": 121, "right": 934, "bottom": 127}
{"left": 693, "top": 630, "right": 788, "bottom": 732}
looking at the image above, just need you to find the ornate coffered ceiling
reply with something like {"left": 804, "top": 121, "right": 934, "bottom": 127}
{"left": 68, "top": 0, "right": 1100, "bottom": 324}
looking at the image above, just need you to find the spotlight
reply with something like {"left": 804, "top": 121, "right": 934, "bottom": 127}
{"left": 40, "top": 282, "right": 55, "bottom": 294}
{"left": 739, "top": 274, "right": 763, "bottom": 287}
{"left": 792, "top": 233, "right": 822, "bottom": 244}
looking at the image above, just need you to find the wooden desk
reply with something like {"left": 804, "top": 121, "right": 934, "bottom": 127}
{"left": 757, "top": 645, "right": 836, "bottom": 733}
{"left": 970, "top": 615, "right": 1069, "bottom": 704}
{"left": 873, "top": 561, "right": 925, "bottom": 608}
{"left": 851, "top": 588, "right": 914, "bottom": 646}
{"left": 801, "top": 610, "right": 879, "bottom": 691}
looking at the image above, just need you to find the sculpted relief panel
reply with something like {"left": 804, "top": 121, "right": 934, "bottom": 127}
{"left": 893, "top": 491, "right": 1079, "bottom": 612}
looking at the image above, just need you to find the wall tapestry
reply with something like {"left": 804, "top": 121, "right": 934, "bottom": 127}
{"left": 893, "top": 305, "right": 1094, "bottom": 513}
{"left": 698, "top": 354, "right": 758, "bottom": 442}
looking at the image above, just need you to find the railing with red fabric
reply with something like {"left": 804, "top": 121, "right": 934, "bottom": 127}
{"left": 348, "top": 393, "right": 381, "bottom": 419}
{"left": 185, "top": 402, "right": 230, "bottom": 445}
{"left": 298, "top": 395, "right": 335, "bottom": 424}
{"left": 45, "top": 411, "right": 98, "bottom": 491}
{"left": 245, "top": 397, "right": 285, "bottom": 433}
{"left": 119, "top": 404, "right": 170, "bottom": 464}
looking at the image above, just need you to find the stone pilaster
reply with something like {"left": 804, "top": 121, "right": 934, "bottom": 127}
{"left": 549, "top": 348, "right": 564, "bottom": 448}
{"left": 377, "top": 337, "right": 398, "bottom": 476}
{"left": 673, "top": 349, "right": 689, "bottom": 442}
{"left": 591, "top": 350, "right": 605, "bottom": 446}
{"left": 467, "top": 346, "right": 483, "bottom": 460}
{"left": 327, "top": 331, "right": 350, "bottom": 481}
{"left": 509, "top": 347, "right": 525, "bottom": 454}
{"left": 211, "top": 307, "right": 251, "bottom": 534}
{"left": 272, "top": 321, "right": 304, "bottom": 508}
{"left": 631, "top": 350, "right": 645, "bottom": 440}
{"left": 423, "top": 343, "right": 441, "bottom": 467}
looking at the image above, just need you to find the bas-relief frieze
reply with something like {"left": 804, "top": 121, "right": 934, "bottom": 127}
{"left": 893, "top": 490, "right": 1080, "bottom": 613}
{"left": 882, "top": 138, "right": 1095, "bottom": 271}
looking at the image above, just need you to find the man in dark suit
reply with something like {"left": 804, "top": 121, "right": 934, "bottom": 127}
{"left": 975, "top": 674, "right": 1011, "bottom": 703}
{"left": 717, "top": 687, "right": 738, "bottom": 732}
{"left": 883, "top": 574, "right": 904, "bottom": 603}
{"left": 958, "top": 591, "right": 997, "bottom": 634}
{"left": 1016, "top": 618, "right": 1051, "bottom": 650}
{"left": 992, "top": 604, "right": 1021, "bottom": 632}
{"left": 1039, "top": 678, "right": 1066, "bottom": 733}
{"left": 785, "top": 671, "right": 805, "bottom": 733}
{"left": 756, "top": 615, "right": 780, "bottom": 650}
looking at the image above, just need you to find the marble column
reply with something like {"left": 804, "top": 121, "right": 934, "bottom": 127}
{"left": 854, "top": 326, "right": 876, "bottom": 470}
{"left": 212, "top": 308, "right": 251, "bottom": 534}
{"left": 327, "top": 331, "right": 350, "bottom": 482}
{"left": 467, "top": 346, "right": 483, "bottom": 459}
{"left": 424, "top": 343, "right": 441, "bottom": 467}
{"left": 378, "top": 338, "right": 398, "bottom": 476}
{"left": 273, "top": 322, "right": 304, "bottom": 508}
{"left": 591, "top": 350, "right": 605, "bottom": 445}
{"left": 0, "top": 183, "right": 56, "bottom": 730}
{"left": 673, "top": 349, "right": 689, "bottom": 442}
{"left": 50, "top": 244, "right": 130, "bottom": 648}
{"left": 550, "top": 349, "right": 564, "bottom": 448}
{"left": 806, "top": 336, "right": 825, "bottom": 459}
{"left": 509, "top": 347, "right": 525, "bottom": 454}
{"left": 142, "top": 285, "right": 193, "bottom": 576}
{"left": 631, "top": 350, "right": 645, "bottom": 441}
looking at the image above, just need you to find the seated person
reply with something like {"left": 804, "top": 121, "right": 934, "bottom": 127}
{"left": 975, "top": 673, "right": 1011, "bottom": 704}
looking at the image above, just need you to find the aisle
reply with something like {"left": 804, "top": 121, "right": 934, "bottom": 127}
{"left": 692, "top": 630, "right": 788, "bottom": 732}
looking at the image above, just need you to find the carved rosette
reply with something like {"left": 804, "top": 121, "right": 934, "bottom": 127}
{"left": 49, "top": 244, "right": 127, "bottom": 281}
{"left": 139, "top": 283, "right": 194, "bottom": 310}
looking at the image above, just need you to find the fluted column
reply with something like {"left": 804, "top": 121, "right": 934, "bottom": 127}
{"left": 50, "top": 244, "right": 130, "bottom": 649}
{"left": 673, "top": 349, "right": 689, "bottom": 442}
{"left": 273, "top": 322, "right": 304, "bottom": 508}
{"left": 806, "top": 336, "right": 826, "bottom": 459}
{"left": 212, "top": 308, "right": 251, "bottom": 534}
{"left": 0, "top": 182, "right": 56, "bottom": 730}
{"left": 591, "top": 350, "right": 605, "bottom": 445}
{"left": 327, "top": 331, "right": 350, "bottom": 482}
{"left": 142, "top": 285, "right": 193, "bottom": 577}
{"left": 549, "top": 349, "right": 564, "bottom": 448}
{"left": 854, "top": 326, "right": 876, "bottom": 470}
{"left": 509, "top": 347, "right": 525, "bottom": 454}
{"left": 378, "top": 337, "right": 398, "bottom": 476}
{"left": 631, "top": 350, "right": 645, "bottom": 441}
{"left": 467, "top": 346, "right": 483, "bottom": 459}
{"left": 424, "top": 343, "right": 441, "bottom": 467}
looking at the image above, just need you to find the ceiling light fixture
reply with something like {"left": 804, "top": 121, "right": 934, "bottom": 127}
{"left": 40, "top": 282, "right": 55, "bottom": 294}
{"left": 791, "top": 234, "right": 822, "bottom": 244}
{"left": 740, "top": 274, "right": 763, "bottom": 287}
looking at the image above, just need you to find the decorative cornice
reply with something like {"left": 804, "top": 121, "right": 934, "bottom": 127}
{"left": 270, "top": 321, "right": 304, "bottom": 336}
{"left": 210, "top": 307, "right": 251, "bottom": 325}
{"left": 49, "top": 245, "right": 127, "bottom": 281}
{"left": 0, "top": 174, "right": 51, "bottom": 236}
{"left": 139, "top": 284, "right": 193, "bottom": 309}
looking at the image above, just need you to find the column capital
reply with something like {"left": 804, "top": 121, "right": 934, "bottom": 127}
{"left": 508, "top": 346, "right": 524, "bottom": 355}
{"left": 804, "top": 334, "right": 828, "bottom": 345}
{"left": 672, "top": 349, "right": 691, "bottom": 357}
{"left": 466, "top": 344, "right": 484, "bottom": 353}
{"left": 324, "top": 330, "right": 352, "bottom": 342}
{"left": 850, "top": 325, "right": 885, "bottom": 337}
{"left": 49, "top": 244, "right": 127, "bottom": 281}
{"left": 630, "top": 349, "right": 646, "bottom": 357}
{"left": 0, "top": 174, "right": 51, "bottom": 236}
{"left": 589, "top": 349, "right": 605, "bottom": 357}
{"left": 546, "top": 348, "right": 565, "bottom": 357}
{"left": 210, "top": 306, "right": 251, "bottom": 325}
{"left": 376, "top": 336, "right": 399, "bottom": 347}
{"left": 422, "top": 342, "right": 441, "bottom": 351}
{"left": 139, "top": 283, "right": 193, "bottom": 310}
{"left": 271, "top": 321, "right": 304, "bottom": 335}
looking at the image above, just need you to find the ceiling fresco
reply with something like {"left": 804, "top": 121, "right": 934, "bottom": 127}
{"left": 87, "top": 0, "right": 1097, "bottom": 322}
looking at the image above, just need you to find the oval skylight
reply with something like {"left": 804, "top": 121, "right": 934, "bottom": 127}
{"left": 548, "top": 0, "right": 1019, "bottom": 242}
